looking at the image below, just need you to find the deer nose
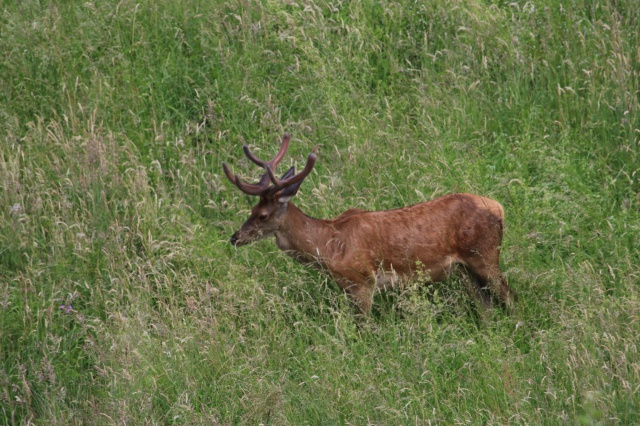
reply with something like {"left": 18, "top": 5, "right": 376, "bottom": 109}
{"left": 230, "top": 234, "right": 239, "bottom": 246}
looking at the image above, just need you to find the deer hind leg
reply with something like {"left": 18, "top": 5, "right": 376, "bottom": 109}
{"left": 464, "top": 254, "right": 517, "bottom": 311}
{"left": 461, "top": 265, "right": 493, "bottom": 310}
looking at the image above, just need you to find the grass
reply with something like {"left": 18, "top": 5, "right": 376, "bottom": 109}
{"left": 1, "top": 0, "right": 639, "bottom": 424}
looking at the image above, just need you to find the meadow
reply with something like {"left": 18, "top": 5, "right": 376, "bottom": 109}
{"left": 1, "top": 0, "right": 639, "bottom": 424}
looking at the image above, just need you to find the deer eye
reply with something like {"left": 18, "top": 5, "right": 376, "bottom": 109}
{"left": 258, "top": 213, "right": 269, "bottom": 221}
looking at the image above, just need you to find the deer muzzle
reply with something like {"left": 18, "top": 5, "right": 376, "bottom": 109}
{"left": 230, "top": 230, "right": 253, "bottom": 247}
{"left": 230, "top": 233, "right": 241, "bottom": 246}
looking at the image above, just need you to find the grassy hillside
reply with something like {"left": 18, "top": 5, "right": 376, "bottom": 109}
{"left": 1, "top": 0, "right": 639, "bottom": 423}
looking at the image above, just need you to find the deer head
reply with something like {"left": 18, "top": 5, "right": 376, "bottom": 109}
{"left": 222, "top": 133, "right": 316, "bottom": 246}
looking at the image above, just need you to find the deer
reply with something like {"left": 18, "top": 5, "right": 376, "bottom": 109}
{"left": 222, "top": 133, "right": 517, "bottom": 315}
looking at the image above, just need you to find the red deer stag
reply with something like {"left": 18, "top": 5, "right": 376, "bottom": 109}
{"left": 223, "top": 133, "right": 517, "bottom": 314}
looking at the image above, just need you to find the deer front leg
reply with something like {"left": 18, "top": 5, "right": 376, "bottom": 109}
{"left": 333, "top": 272, "right": 374, "bottom": 315}
{"left": 346, "top": 283, "right": 374, "bottom": 315}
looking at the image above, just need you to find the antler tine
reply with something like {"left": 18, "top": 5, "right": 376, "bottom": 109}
{"left": 242, "top": 133, "right": 291, "bottom": 170}
{"left": 267, "top": 153, "right": 317, "bottom": 190}
{"left": 222, "top": 162, "right": 237, "bottom": 185}
{"left": 235, "top": 172, "right": 271, "bottom": 195}
{"left": 222, "top": 162, "right": 271, "bottom": 196}
{"left": 270, "top": 133, "right": 292, "bottom": 168}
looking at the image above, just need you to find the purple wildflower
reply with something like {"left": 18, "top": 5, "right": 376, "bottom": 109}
{"left": 59, "top": 304, "right": 74, "bottom": 314}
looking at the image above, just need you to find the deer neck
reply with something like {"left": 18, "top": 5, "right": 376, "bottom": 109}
{"left": 274, "top": 202, "right": 332, "bottom": 264}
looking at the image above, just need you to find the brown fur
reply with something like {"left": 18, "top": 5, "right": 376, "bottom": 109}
{"left": 231, "top": 192, "right": 517, "bottom": 314}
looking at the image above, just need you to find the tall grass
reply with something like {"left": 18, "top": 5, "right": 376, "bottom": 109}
{"left": 1, "top": 0, "right": 639, "bottom": 424}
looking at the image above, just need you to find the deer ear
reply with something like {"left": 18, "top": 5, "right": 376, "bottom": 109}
{"left": 280, "top": 166, "right": 295, "bottom": 180}
{"left": 276, "top": 180, "right": 303, "bottom": 204}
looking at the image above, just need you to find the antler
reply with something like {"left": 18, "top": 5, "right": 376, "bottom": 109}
{"left": 223, "top": 133, "right": 316, "bottom": 198}
{"left": 222, "top": 162, "right": 271, "bottom": 196}
{"left": 266, "top": 153, "right": 316, "bottom": 190}
{"left": 243, "top": 133, "right": 291, "bottom": 170}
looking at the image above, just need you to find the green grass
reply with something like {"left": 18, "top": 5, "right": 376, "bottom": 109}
{"left": 1, "top": 0, "right": 639, "bottom": 423}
